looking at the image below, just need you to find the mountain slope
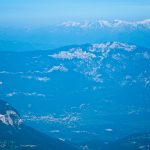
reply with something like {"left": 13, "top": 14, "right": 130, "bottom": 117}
{"left": 0, "top": 100, "right": 77, "bottom": 150}
{"left": 0, "top": 42, "right": 150, "bottom": 142}
{"left": 78, "top": 132, "right": 150, "bottom": 150}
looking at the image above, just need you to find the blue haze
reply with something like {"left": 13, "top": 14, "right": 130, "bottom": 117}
{"left": 0, "top": 0, "right": 150, "bottom": 26}
{"left": 0, "top": 1, "right": 150, "bottom": 149}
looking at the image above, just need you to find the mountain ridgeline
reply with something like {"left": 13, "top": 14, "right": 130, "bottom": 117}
{"left": 0, "top": 19, "right": 150, "bottom": 51}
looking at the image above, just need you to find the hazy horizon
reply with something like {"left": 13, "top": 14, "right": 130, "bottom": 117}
{"left": 0, "top": 0, "right": 150, "bottom": 27}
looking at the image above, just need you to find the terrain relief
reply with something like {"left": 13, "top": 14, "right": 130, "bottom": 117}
{"left": 0, "top": 41, "right": 150, "bottom": 150}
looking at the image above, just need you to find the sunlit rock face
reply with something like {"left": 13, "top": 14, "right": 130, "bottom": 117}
{"left": 0, "top": 100, "right": 22, "bottom": 127}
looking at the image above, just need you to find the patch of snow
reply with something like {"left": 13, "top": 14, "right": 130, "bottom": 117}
{"left": 61, "top": 21, "right": 81, "bottom": 27}
{"left": 6, "top": 92, "right": 46, "bottom": 97}
{"left": 0, "top": 110, "right": 22, "bottom": 126}
{"left": 143, "top": 51, "right": 150, "bottom": 59}
{"left": 105, "top": 128, "right": 113, "bottom": 132}
{"left": 58, "top": 138, "right": 65, "bottom": 142}
{"left": 0, "top": 71, "right": 10, "bottom": 74}
{"left": 47, "top": 64, "right": 68, "bottom": 73}
{"left": 138, "top": 146, "right": 145, "bottom": 149}
{"left": 0, "top": 71, "right": 23, "bottom": 75}
{"left": 21, "top": 145, "right": 37, "bottom": 148}
{"left": 50, "top": 48, "right": 96, "bottom": 60}
{"left": 36, "top": 77, "right": 50, "bottom": 82}
{"left": 23, "top": 113, "right": 80, "bottom": 125}
{"left": 23, "top": 92, "right": 46, "bottom": 97}
{"left": 6, "top": 92, "right": 17, "bottom": 97}
{"left": 49, "top": 130, "right": 60, "bottom": 133}
{"left": 92, "top": 42, "right": 136, "bottom": 52}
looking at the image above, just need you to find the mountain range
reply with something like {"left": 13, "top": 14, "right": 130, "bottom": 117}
{"left": 61, "top": 19, "right": 150, "bottom": 29}
{"left": 0, "top": 42, "right": 150, "bottom": 144}
{"left": 0, "top": 19, "right": 150, "bottom": 51}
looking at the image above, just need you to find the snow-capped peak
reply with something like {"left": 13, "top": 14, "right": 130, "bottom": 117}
{"left": 61, "top": 19, "right": 150, "bottom": 29}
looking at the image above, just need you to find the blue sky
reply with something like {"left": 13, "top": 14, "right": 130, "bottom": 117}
{"left": 0, "top": 0, "right": 150, "bottom": 26}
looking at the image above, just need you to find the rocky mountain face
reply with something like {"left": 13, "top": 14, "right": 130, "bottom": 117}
{"left": 0, "top": 100, "right": 77, "bottom": 150}
{"left": 0, "top": 100, "right": 22, "bottom": 127}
